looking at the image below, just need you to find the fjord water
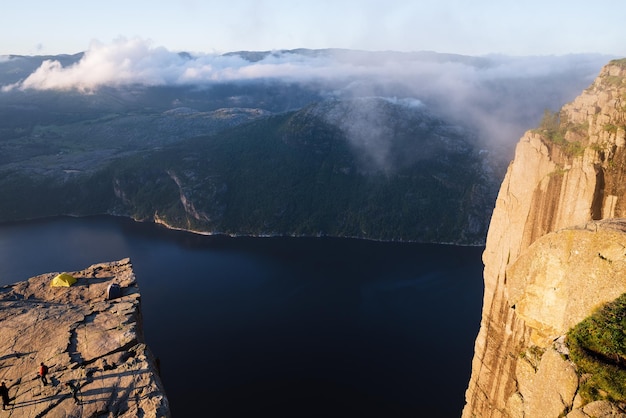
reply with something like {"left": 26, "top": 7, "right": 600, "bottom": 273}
{"left": 0, "top": 216, "right": 483, "bottom": 417}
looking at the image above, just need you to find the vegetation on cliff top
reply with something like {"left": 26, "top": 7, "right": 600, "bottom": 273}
{"left": 567, "top": 293, "right": 626, "bottom": 403}
{"left": 534, "top": 109, "right": 585, "bottom": 157}
{"left": 609, "top": 58, "right": 626, "bottom": 68}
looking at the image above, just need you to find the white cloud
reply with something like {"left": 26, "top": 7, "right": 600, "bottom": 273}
{"left": 4, "top": 38, "right": 351, "bottom": 91}
{"left": 0, "top": 38, "right": 614, "bottom": 158}
{"left": 14, "top": 38, "right": 194, "bottom": 91}
{"left": 3, "top": 38, "right": 612, "bottom": 95}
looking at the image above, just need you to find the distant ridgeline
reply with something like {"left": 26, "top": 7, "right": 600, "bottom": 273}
{"left": 0, "top": 50, "right": 611, "bottom": 244}
{"left": 0, "top": 98, "right": 495, "bottom": 244}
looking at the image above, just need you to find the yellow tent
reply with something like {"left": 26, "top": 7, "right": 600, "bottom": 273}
{"left": 50, "top": 273, "right": 77, "bottom": 287}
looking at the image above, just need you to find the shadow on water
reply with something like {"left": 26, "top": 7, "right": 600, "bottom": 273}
{"left": 0, "top": 215, "right": 484, "bottom": 417}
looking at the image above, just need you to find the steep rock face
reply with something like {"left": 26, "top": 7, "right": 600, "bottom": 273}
{"left": 463, "top": 59, "right": 626, "bottom": 417}
{"left": 0, "top": 258, "right": 170, "bottom": 417}
{"left": 508, "top": 222, "right": 626, "bottom": 343}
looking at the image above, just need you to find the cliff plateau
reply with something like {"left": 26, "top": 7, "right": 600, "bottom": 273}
{"left": 463, "top": 58, "right": 626, "bottom": 418}
{"left": 0, "top": 258, "right": 170, "bottom": 417}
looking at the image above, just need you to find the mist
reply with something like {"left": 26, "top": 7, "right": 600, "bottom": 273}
{"left": 0, "top": 38, "right": 615, "bottom": 165}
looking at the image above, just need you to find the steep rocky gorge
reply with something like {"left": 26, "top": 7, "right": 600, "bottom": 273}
{"left": 463, "top": 59, "right": 626, "bottom": 417}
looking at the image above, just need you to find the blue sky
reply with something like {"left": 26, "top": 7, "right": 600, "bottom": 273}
{"left": 2, "top": 0, "right": 626, "bottom": 56}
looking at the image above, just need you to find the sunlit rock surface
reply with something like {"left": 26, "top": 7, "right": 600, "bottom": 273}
{"left": 0, "top": 258, "right": 170, "bottom": 417}
{"left": 463, "top": 59, "right": 626, "bottom": 417}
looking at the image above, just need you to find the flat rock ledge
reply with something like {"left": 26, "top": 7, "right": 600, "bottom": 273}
{"left": 0, "top": 258, "right": 171, "bottom": 417}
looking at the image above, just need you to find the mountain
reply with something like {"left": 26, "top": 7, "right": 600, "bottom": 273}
{"left": 463, "top": 58, "right": 626, "bottom": 417}
{"left": 0, "top": 50, "right": 612, "bottom": 243}
{"left": 108, "top": 98, "right": 497, "bottom": 243}
{"left": 0, "top": 97, "right": 495, "bottom": 243}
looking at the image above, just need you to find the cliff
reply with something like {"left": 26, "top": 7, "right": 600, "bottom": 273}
{"left": 463, "top": 59, "right": 626, "bottom": 417}
{"left": 0, "top": 258, "right": 170, "bottom": 417}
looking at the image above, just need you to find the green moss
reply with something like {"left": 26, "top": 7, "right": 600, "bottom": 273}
{"left": 590, "top": 143, "right": 604, "bottom": 153}
{"left": 533, "top": 110, "right": 587, "bottom": 157}
{"left": 604, "top": 75, "right": 626, "bottom": 87}
{"left": 565, "top": 141, "right": 585, "bottom": 157}
{"left": 568, "top": 121, "right": 589, "bottom": 135}
{"left": 549, "top": 167, "right": 570, "bottom": 177}
{"left": 519, "top": 345, "right": 546, "bottom": 371}
{"left": 536, "top": 109, "right": 562, "bottom": 133}
{"left": 567, "top": 293, "right": 626, "bottom": 403}
{"left": 609, "top": 58, "right": 626, "bottom": 68}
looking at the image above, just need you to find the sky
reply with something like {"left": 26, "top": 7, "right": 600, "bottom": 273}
{"left": 2, "top": 0, "right": 626, "bottom": 57}
{"left": 0, "top": 1, "right": 621, "bottom": 169}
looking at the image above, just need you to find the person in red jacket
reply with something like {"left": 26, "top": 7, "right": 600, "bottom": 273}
{"left": 39, "top": 362, "right": 49, "bottom": 386}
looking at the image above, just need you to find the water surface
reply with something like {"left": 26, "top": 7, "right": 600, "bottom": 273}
{"left": 0, "top": 216, "right": 484, "bottom": 417}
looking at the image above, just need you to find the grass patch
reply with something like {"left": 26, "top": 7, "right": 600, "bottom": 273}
{"left": 519, "top": 345, "right": 546, "bottom": 371}
{"left": 549, "top": 167, "right": 570, "bottom": 177}
{"left": 610, "top": 58, "right": 626, "bottom": 67}
{"left": 567, "top": 293, "right": 626, "bottom": 403}
{"left": 604, "top": 75, "right": 626, "bottom": 87}
{"left": 533, "top": 110, "right": 586, "bottom": 157}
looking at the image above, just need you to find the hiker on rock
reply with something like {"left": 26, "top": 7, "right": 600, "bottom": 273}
{"left": 39, "top": 362, "right": 49, "bottom": 386}
{"left": 66, "top": 381, "right": 80, "bottom": 404}
{"left": 0, "top": 382, "right": 10, "bottom": 410}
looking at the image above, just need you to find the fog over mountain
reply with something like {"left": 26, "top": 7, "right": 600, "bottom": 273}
{"left": 0, "top": 39, "right": 609, "bottom": 91}
{"left": 1, "top": 38, "right": 613, "bottom": 158}
{"left": 0, "top": 39, "right": 617, "bottom": 242}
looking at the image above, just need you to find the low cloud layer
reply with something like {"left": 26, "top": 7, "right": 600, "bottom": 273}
{"left": 3, "top": 38, "right": 376, "bottom": 91}
{"left": 0, "top": 38, "right": 615, "bottom": 163}
{"left": 1, "top": 37, "right": 611, "bottom": 93}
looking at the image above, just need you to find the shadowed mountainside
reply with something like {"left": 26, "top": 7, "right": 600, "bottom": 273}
{"left": 0, "top": 50, "right": 612, "bottom": 243}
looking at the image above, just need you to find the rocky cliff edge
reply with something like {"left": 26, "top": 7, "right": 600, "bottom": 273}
{"left": 0, "top": 258, "right": 170, "bottom": 417}
{"left": 463, "top": 59, "right": 626, "bottom": 417}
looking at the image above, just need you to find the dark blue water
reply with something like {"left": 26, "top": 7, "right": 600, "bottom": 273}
{"left": 0, "top": 216, "right": 483, "bottom": 417}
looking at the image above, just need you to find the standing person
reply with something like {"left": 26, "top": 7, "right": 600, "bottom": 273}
{"left": 0, "top": 382, "right": 10, "bottom": 410}
{"left": 39, "top": 362, "right": 49, "bottom": 386}
{"left": 66, "top": 381, "right": 80, "bottom": 404}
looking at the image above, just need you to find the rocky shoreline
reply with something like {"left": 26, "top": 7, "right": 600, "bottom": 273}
{"left": 0, "top": 258, "right": 170, "bottom": 417}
